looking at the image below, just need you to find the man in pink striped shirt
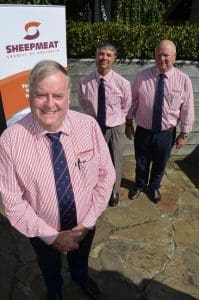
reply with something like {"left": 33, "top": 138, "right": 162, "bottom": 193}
{"left": 126, "top": 39, "right": 195, "bottom": 203}
{"left": 78, "top": 41, "right": 132, "bottom": 207}
{"left": 0, "top": 60, "right": 115, "bottom": 300}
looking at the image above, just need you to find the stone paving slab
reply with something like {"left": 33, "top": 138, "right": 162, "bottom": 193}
{"left": 0, "top": 157, "right": 198, "bottom": 300}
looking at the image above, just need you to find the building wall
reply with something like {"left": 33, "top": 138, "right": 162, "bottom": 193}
{"left": 68, "top": 58, "right": 199, "bottom": 157}
{"left": 190, "top": 0, "right": 199, "bottom": 23}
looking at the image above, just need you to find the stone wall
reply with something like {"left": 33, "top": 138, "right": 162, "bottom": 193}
{"left": 68, "top": 59, "right": 199, "bottom": 157}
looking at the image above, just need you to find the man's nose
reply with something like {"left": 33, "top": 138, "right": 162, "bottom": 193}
{"left": 160, "top": 55, "right": 165, "bottom": 61}
{"left": 45, "top": 94, "right": 54, "bottom": 106}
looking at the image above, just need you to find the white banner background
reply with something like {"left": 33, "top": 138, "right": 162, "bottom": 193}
{"left": 0, "top": 4, "right": 67, "bottom": 124}
{"left": 0, "top": 4, "right": 67, "bottom": 79}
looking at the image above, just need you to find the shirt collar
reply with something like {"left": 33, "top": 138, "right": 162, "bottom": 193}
{"left": 96, "top": 69, "right": 113, "bottom": 83}
{"left": 164, "top": 67, "right": 174, "bottom": 79}
{"left": 155, "top": 66, "right": 174, "bottom": 79}
{"left": 32, "top": 113, "right": 72, "bottom": 139}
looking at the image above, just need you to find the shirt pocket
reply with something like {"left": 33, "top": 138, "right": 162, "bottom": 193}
{"left": 76, "top": 149, "right": 98, "bottom": 188}
{"left": 166, "top": 91, "right": 182, "bottom": 110}
{"left": 106, "top": 92, "right": 121, "bottom": 107}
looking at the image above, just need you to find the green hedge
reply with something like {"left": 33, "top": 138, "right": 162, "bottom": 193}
{"left": 67, "top": 22, "right": 199, "bottom": 61}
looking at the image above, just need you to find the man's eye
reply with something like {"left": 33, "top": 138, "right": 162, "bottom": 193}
{"left": 37, "top": 94, "right": 46, "bottom": 98}
{"left": 54, "top": 95, "right": 63, "bottom": 99}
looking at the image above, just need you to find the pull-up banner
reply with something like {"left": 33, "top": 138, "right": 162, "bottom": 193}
{"left": 0, "top": 4, "right": 67, "bottom": 127}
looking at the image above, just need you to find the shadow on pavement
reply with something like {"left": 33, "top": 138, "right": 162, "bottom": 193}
{"left": 139, "top": 278, "right": 198, "bottom": 300}
{"left": 121, "top": 177, "right": 135, "bottom": 191}
{"left": 85, "top": 269, "right": 198, "bottom": 300}
{"left": 175, "top": 145, "right": 199, "bottom": 189}
{"left": 0, "top": 212, "right": 198, "bottom": 300}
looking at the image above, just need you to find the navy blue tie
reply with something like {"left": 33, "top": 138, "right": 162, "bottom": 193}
{"left": 152, "top": 74, "right": 166, "bottom": 133}
{"left": 97, "top": 78, "right": 106, "bottom": 135}
{"left": 46, "top": 132, "right": 77, "bottom": 230}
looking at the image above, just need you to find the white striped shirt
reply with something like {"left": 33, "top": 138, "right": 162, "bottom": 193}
{"left": 78, "top": 69, "right": 132, "bottom": 127}
{"left": 0, "top": 110, "right": 115, "bottom": 245}
{"left": 127, "top": 66, "right": 195, "bottom": 133}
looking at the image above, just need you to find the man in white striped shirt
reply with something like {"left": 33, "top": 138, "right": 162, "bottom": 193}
{"left": 125, "top": 40, "right": 195, "bottom": 203}
{"left": 0, "top": 60, "right": 115, "bottom": 300}
{"left": 78, "top": 41, "right": 132, "bottom": 207}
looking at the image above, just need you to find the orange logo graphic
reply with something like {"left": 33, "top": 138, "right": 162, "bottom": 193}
{"left": 24, "top": 22, "right": 41, "bottom": 40}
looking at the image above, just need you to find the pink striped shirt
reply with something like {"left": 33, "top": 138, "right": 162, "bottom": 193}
{"left": 127, "top": 66, "right": 195, "bottom": 133}
{"left": 0, "top": 111, "right": 115, "bottom": 245}
{"left": 78, "top": 69, "right": 132, "bottom": 127}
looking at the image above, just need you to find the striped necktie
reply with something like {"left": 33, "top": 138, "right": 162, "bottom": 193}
{"left": 46, "top": 132, "right": 77, "bottom": 230}
{"left": 152, "top": 74, "right": 166, "bottom": 133}
{"left": 97, "top": 78, "right": 106, "bottom": 135}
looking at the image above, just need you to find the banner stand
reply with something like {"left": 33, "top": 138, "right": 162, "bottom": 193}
{"left": 0, "top": 94, "right": 7, "bottom": 135}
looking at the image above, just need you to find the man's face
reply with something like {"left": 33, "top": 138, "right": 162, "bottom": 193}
{"left": 96, "top": 48, "right": 116, "bottom": 75}
{"left": 155, "top": 42, "right": 176, "bottom": 73}
{"left": 30, "top": 71, "right": 69, "bottom": 132}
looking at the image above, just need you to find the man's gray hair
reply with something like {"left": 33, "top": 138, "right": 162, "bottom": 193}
{"left": 96, "top": 40, "right": 117, "bottom": 54}
{"left": 28, "top": 60, "right": 70, "bottom": 100}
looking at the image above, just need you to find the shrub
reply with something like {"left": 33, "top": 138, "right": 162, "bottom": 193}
{"left": 67, "top": 22, "right": 199, "bottom": 61}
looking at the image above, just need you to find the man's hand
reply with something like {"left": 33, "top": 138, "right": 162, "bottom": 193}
{"left": 52, "top": 229, "right": 82, "bottom": 252}
{"left": 125, "top": 125, "right": 134, "bottom": 140}
{"left": 72, "top": 224, "right": 89, "bottom": 242}
{"left": 175, "top": 134, "right": 188, "bottom": 149}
